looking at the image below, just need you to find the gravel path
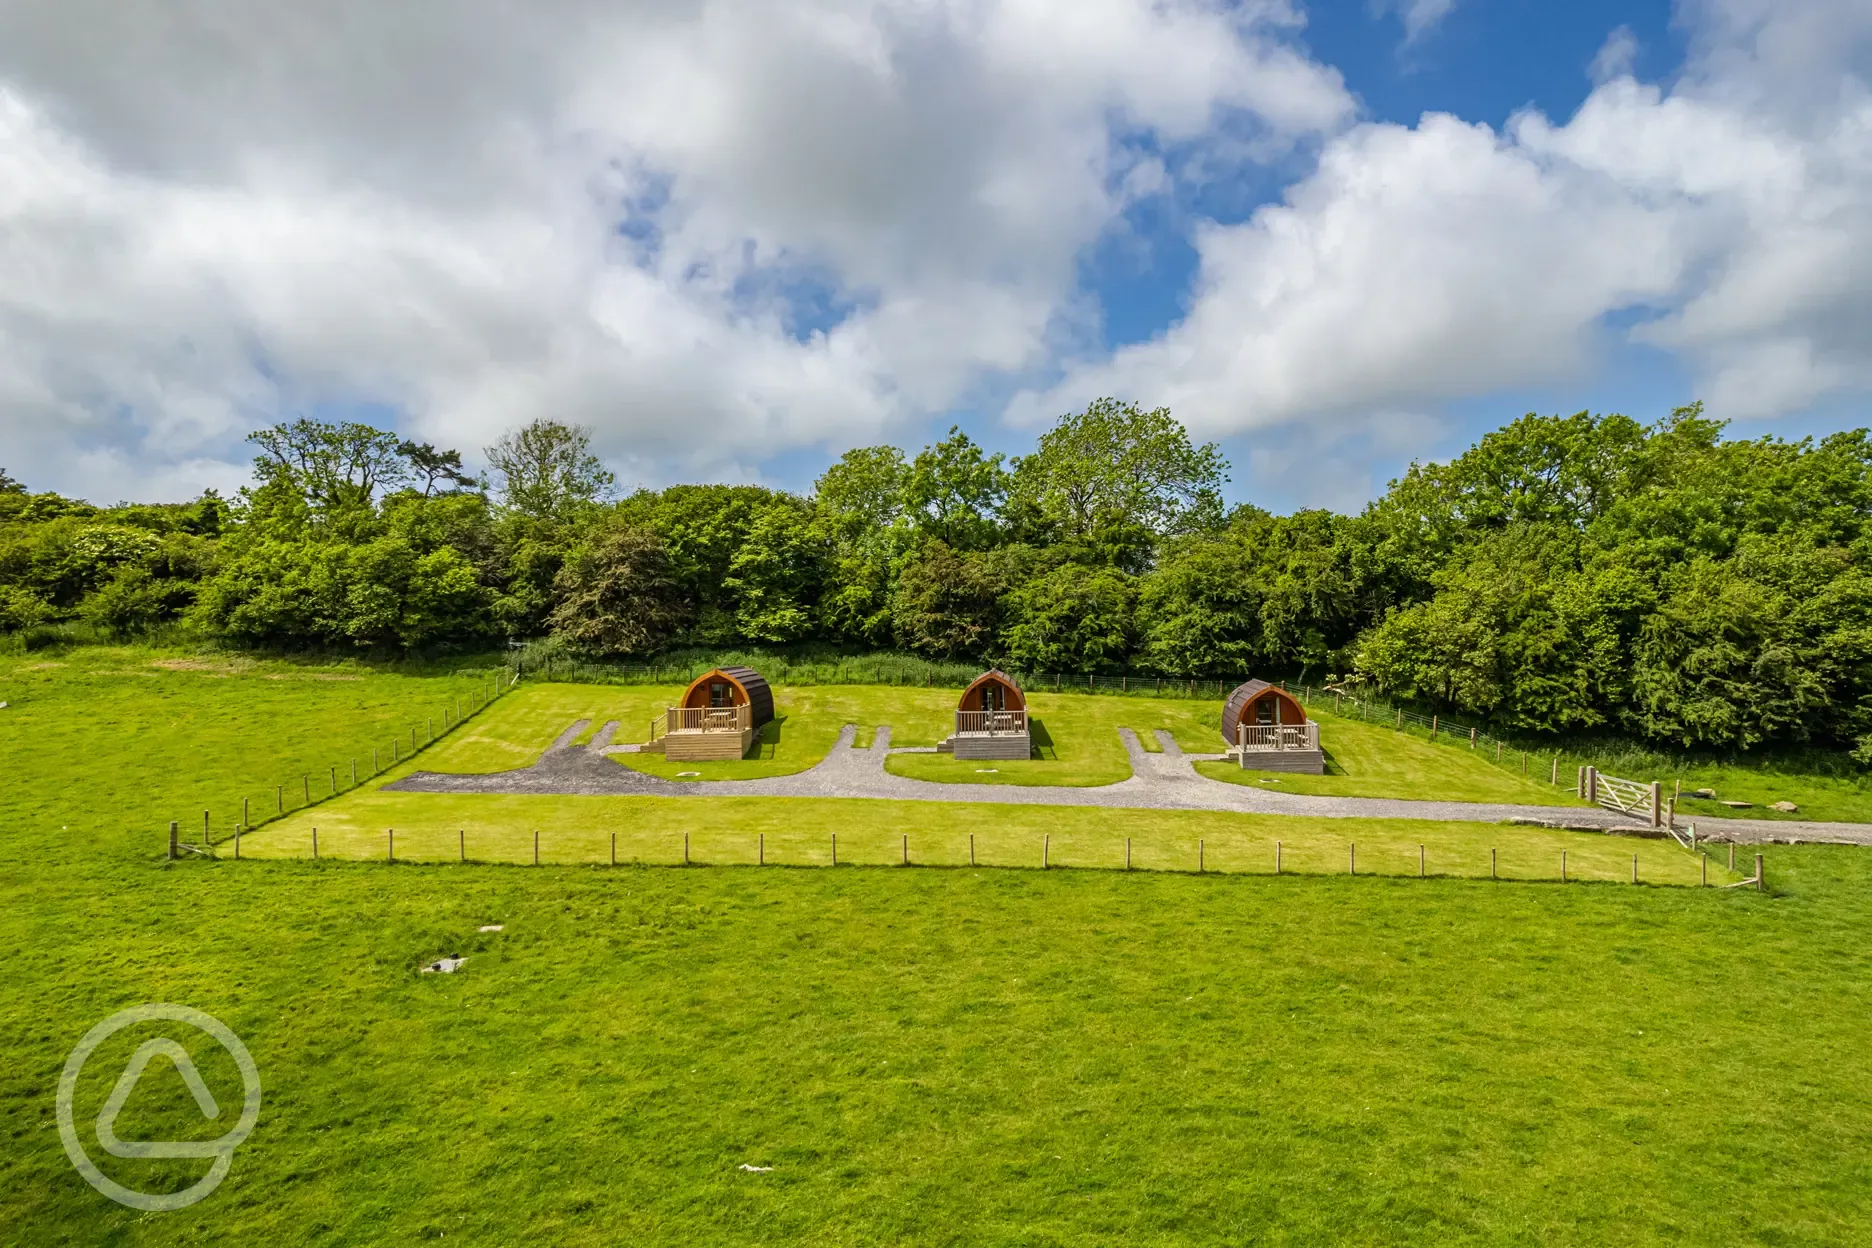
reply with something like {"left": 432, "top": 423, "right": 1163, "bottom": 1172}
{"left": 382, "top": 722, "right": 1872, "bottom": 844}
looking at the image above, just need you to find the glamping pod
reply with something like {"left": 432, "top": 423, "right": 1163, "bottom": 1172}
{"left": 659, "top": 666, "right": 773, "bottom": 761}
{"left": 1221, "top": 679, "right": 1324, "bottom": 774}
{"left": 939, "top": 670, "right": 1032, "bottom": 760}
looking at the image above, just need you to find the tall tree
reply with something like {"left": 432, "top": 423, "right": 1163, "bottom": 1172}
{"left": 248, "top": 419, "right": 409, "bottom": 512}
{"left": 0, "top": 467, "right": 22, "bottom": 495}
{"left": 1010, "top": 398, "right": 1226, "bottom": 565}
{"left": 486, "top": 420, "right": 616, "bottom": 522}
{"left": 398, "top": 441, "right": 482, "bottom": 496}
{"left": 904, "top": 427, "right": 1007, "bottom": 551}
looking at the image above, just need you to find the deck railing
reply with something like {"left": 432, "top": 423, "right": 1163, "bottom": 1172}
{"left": 956, "top": 709, "right": 1029, "bottom": 736}
{"left": 666, "top": 705, "right": 751, "bottom": 734}
{"left": 1236, "top": 722, "right": 1319, "bottom": 751}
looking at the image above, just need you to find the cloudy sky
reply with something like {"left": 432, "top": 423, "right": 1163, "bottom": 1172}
{"left": 2, "top": 0, "right": 1869, "bottom": 510}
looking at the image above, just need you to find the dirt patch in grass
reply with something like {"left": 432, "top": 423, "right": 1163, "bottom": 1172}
{"left": 150, "top": 657, "right": 253, "bottom": 673}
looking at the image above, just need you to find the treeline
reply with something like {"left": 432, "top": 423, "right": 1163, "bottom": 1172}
{"left": 5, "top": 402, "right": 1872, "bottom": 754}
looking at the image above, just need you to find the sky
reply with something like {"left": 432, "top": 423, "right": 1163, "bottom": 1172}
{"left": 2, "top": 0, "right": 1870, "bottom": 513}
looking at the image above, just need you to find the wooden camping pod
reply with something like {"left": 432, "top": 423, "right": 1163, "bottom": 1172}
{"left": 1221, "top": 679, "right": 1306, "bottom": 748}
{"left": 680, "top": 666, "right": 775, "bottom": 729}
{"left": 958, "top": 669, "right": 1026, "bottom": 714}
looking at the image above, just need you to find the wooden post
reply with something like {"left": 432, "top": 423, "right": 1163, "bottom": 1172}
{"left": 330, "top": 766, "right": 336, "bottom": 794}
{"left": 759, "top": 833, "right": 765, "bottom": 866}
{"left": 426, "top": 716, "right": 432, "bottom": 742}
{"left": 1419, "top": 844, "right": 1425, "bottom": 877}
{"left": 203, "top": 809, "right": 210, "bottom": 846}
{"left": 902, "top": 834, "right": 908, "bottom": 866}
{"left": 388, "top": 829, "right": 394, "bottom": 863}
{"left": 969, "top": 833, "right": 975, "bottom": 866}
{"left": 1550, "top": 756, "right": 1558, "bottom": 785}
{"left": 1431, "top": 714, "right": 1438, "bottom": 741}
{"left": 533, "top": 830, "right": 540, "bottom": 866}
{"left": 1349, "top": 843, "right": 1355, "bottom": 876}
{"left": 1521, "top": 751, "right": 1527, "bottom": 777}
{"left": 1491, "top": 848, "right": 1496, "bottom": 879}
{"left": 1044, "top": 834, "right": 1050, "bottom": 869}
{"left": 303, "top": 774, "right": 310, "bottom": 804}
{"left": 312, "top": 827, "right": 318, "bottom": 859}
{"left": 276, "top": 786, "right": 282, "bottom": 814}
{"left": 1396, "top": 708, "right": 1402, "bottom": 730}
{"left": 683, "top": 832, "right": 689, "bottom": 865}
{"left": 393, "top": 739, "right": 399, "bottom": 763}
{"left": 1587, "top": 767, "right": 1598, "bottom": 803}
{"left": 352, "top": 759, "right": 358, "bottom": 786}
{"left": 1495, "top": 740, "right": 1501, "bottom": 763}
{"left": 1755, "top": 853, "right": 1764, "bottom": 892}
{"left": 1276, "top": 841, "right": 1282, "bottom": 874}
{"left": 1577, "top": 764, "right": 1585, "bottom": 797}
{"left": 1729, "top": 842, "right": 1735, "bottom": 871}
{"left": 1701, "top": 853, "right": 1707, "bottom": 886}
{"left": 243, "top": 796, "right": 249, "bottom": 828}
{"left": 1650, "top": 781, "right": 1663, "bottom": 829}
{"left": 234, "top": 825, "right": 241, "bottom": 859}
{"left": 610, "top": 832, "right": 616, "bottom": 866}
{"left": 1469, "top": 727, "right": 1476, "bottom": 749}
{"left": 168, "top": 820, "right": 178, "bottom": 860}
{"left": 831, "top": 832, "right": 837, "bottom": 866}
{"left": 459, "top": 829, "right": 465, "bottom": 862}
{"left": 1561, "top": 850, "right": 1567, "bottom": 882}
{"left": 1125, "top": 838, "right": 1131, "bottom": 870}
{"left": 374, "top": 746, "right": 379, "bottom": 772}
{"left": 1199, "top": 839, "right": 1204, "bottom": 873}
{"left": 1632, "top": 854, "right": 1638, "bottom": 884}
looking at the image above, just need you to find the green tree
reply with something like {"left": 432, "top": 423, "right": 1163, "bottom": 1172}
{"left": 486, "top": 420, "right": 616, "bottom": 522}
{"left": 724, "top": 499, "right": 827, "bottom": 643}
{"left": 1009, "top": 398, "right": 1226, "bottom": 568}
{"left": 248, "top": 419, "right": 410, "bottom": 513}
{"left": 904, "top": 427, "right": 1007, "bottom": 551}
{"left": 1002, "top": 563, "right": 1137, "bottom": 673}
{"left": 891, "top": 541, "right": 1007, "bottom": 658}
{"left": 548, "top": 524, "right": 686, "bottom": 656}
{"left": 398, "top": 441, "right": 482, "bottom": 496}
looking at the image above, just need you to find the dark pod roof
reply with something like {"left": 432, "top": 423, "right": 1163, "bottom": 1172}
{"left": 958, "top": 669, "right": 1026, "bottom": 711}
{"left": 1221, "top": 679, "right": 1307, "bottom": 746}
{"left": 682, "top": 666, "right": 775, "bottom": 728}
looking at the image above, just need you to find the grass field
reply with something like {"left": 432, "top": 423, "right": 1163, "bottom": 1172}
{"left": 1197, "top": 704, "right": 1595, "bottom": 807}
{"left": 5, "top": 648, "right": 1872, "bottom": 1245}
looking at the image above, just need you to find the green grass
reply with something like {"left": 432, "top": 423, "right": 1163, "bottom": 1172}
{"left": 884, "top": 693, "right": 1221, "bottom": 786}
{"left": 1195, "top": 705, "right": 1596, "bottom": 807}
{"left": 7, "top": 647, "right": 1872, "bottom": 1246}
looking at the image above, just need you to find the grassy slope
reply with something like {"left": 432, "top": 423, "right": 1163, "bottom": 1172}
{"left": 1196, "top": 707, "right": 1595, "bottom": 807}
{"left": 884, "top": 694, "right": 1221, "bottom": 786}
{"left": 4, "top": 650, "right": 1870, "bottom": 1246}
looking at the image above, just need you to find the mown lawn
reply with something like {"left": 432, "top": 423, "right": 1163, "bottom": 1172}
{"left": 3, "top": 648, "right": 1870, "bottom": 1247}
{"left": 1195, "top": 706, "right": 1595, "bottom": 807}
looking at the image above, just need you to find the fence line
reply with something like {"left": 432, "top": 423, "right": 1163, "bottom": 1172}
{"left": 176, "top": 665, "right": 521, "bottom": 858}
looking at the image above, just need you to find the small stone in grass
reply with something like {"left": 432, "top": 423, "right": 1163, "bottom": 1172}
{"left": 478, "top": 924, "right": 503, "bottom": 932}
{"left": 1771, "top": 800, "right": 1799, "bottom": 813}
{"left": 421, "top": 955, "right": 466, "bottom": 974}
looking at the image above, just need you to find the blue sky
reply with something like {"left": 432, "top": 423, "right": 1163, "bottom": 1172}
{"left": 2, "top": 0, "right": 1869, "bottom": 512}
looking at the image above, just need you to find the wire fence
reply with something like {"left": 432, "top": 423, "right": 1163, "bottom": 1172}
{"left": 172, "top": 665, "right": 520, "bottom": 859}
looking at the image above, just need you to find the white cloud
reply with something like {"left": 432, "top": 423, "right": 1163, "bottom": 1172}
{"left": 1020, "top": 0, "right": 1872, "bottom": 442}
{"left": 1590, "top": 26, "right": 1639, "bottom": 84}
{"left": 1373, "top": 0, "right": 1457, "bottom": 44}
{"left": 0, "top": 0, "right": 1352, "bottom": 500}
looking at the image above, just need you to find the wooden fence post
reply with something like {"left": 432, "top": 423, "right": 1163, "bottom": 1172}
{"left": 234, "top": 824, "right": 241, "bottom": 860}
{"left": 902, "top": 834, "right": 909, "bottom": 866}
{"left": 1199, "top": 839, "right": 1204, "bottom": 873}
{"left": 831, "top": 832, "right": 837, "bottom": 866}
{"left": 374, "top": 746, "right": 379, "bottom": 772}
{"left": 1276, "top": 840, "right": 1282, "bottom": 875}
{"left": 1469, "top": 727, "right": 1476, "bottom": 749}
{"left": 533, "top": 830, "right": 540, "bottom": 866}
{"left": 388, "top": 829, "right": 394, "bottom": 862}
{"left": 969, "top": 833, "right": 975, "bottom": 866}
{"left": 1561, "top": 850, "right": 1567, "bottom": 882}
{"left": 352, "top": 759, "right": 358, "bottom": 786}
{"left": 1756, "top": 853, "right": 1764, "bottom": 892}
{"left": 1701, "top": 854, "right": 1706, "bottom": 886}
{"left": 243, "top": 796, "right": 250, "bottom": 828}
{"left": 759, "top": 833, "right": 765, "bottom": 866}
{"left": 610, "top": 832, "right": 616, "bottom": 866}
{"left": 683, "top": 831, "right": 689, "bottom": 865}
{"left": 1431, "top": 715, "right": 1438, "bottom": 741}
{"left": 1044, "top": 834, "right": 1050, "bottom": 869}
{"left": 1587, "top": 767, "right": 1599, "bottom": 803}
{"left": 1550, "top": 756, "right": 1558, "bottom": 785}
{"left": 1632, "top": 854, "right": 1638, "bottom": 884}
{"left": 276, "top": 786, "right": 282, "bottom": 814}
{"left": 168, "top": 821, "right": 178, "bottom": 860}
{"left": 1125, "top": 838, "right": 1131, "bottom": 870}
{"left": 303, "top": 774, "right": 310, "bottom": 804}
{"left": 1491, "top": 848, "right": 1496, "bottom": 879}
{"left": 1349, "top": 843, "right": 1355, "bottom": 876}
{"left": 1650, "top": 781, "right": 1663, "bottom": 829}
{"left": 203, "top": 809, "right": 210, "bottom": 846}
{"left": 1419, "top": 844, "right": 1425, "bottom": 877}
{"left": 330, "top": 766, "right": 336, "bottom": 794}
{"left": 1396, "top": 708, "right": 1402, "bottom": 730}
{"left": 313, "top": 827, "right": 318, "bottom": 859}
{"left": 459, "top": 829, "right": 465, "bottom": 862}
{"left": 1729, "top": 842, "right": 1735, "bottom": 871}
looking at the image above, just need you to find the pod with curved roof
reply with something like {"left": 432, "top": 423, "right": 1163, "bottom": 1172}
{"left": 1221, "top": 679, "right": 1323, "bottom": 773}
{"left": 657, "top": 666, "right": 774, "bottom": 760}
{"left": 943, "top": 669, "right": 1031, "bottom": 760}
